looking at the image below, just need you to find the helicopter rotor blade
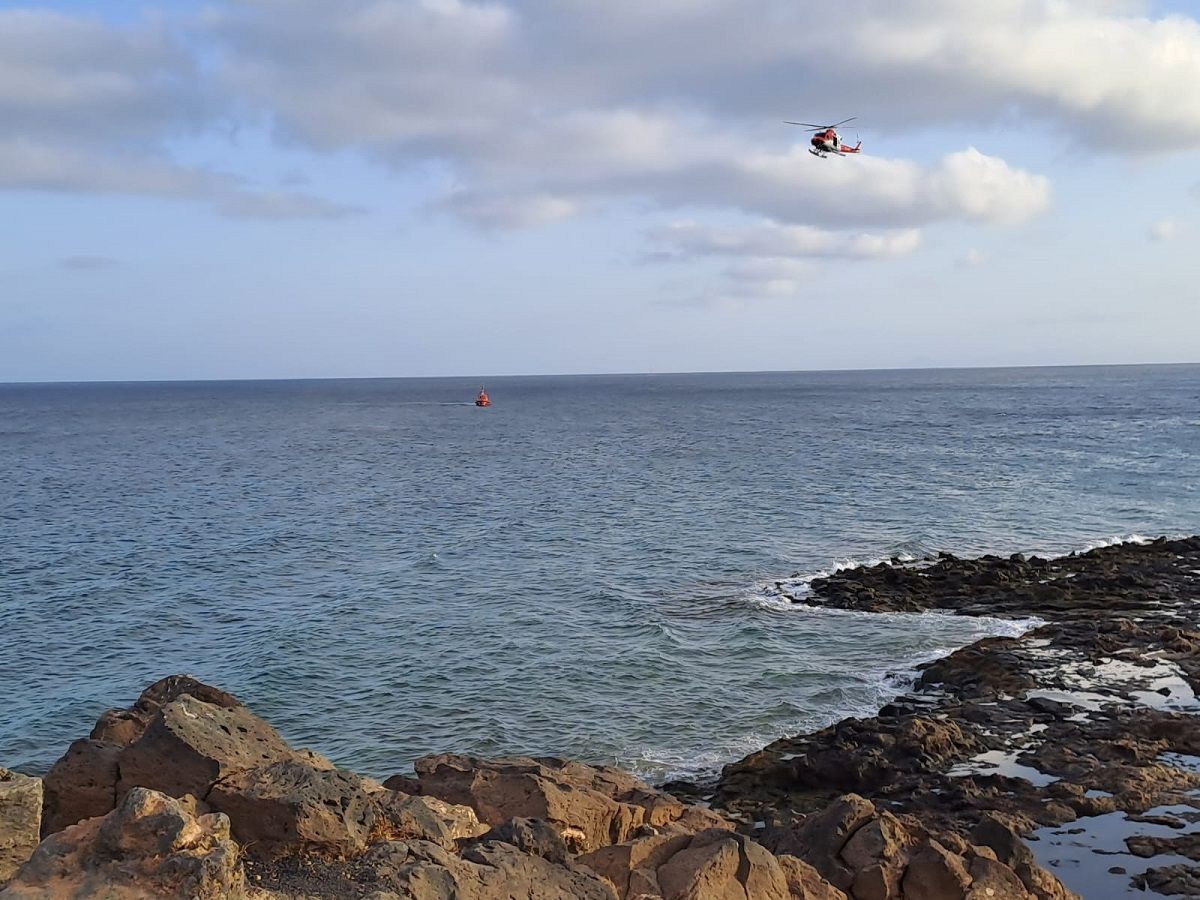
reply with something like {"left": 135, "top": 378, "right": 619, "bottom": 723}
{"left": 783, "top": 122, "right": 827, "bottom": 130}
{"left": 831, "top": 117, "right": 857, "bottom": 128}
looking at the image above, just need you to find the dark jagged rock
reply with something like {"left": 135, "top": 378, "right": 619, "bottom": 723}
{"left": 206, "top": 759, "right": 381, "bottom": 858}
{"left": 711, "top": 537, "right": 1200, "bottom": 898}
{"left": 472, "top": 816, "right": 571, "bottom": 864}
{"left": 40, "top": 676, "right": 297, "bottom": 836}
{"left": 40, "top": 739, "right": 121, "bottom": 836}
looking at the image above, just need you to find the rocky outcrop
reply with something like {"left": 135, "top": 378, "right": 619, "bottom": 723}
{"left": 365, "top": 838, "right": 618, "bottom": 899}
{"left": 40, "top": 675, "right": 296, "bottom": 836}
{"left": 0, "top": 788, "right": 244, "bottom": 899}
{"left": 17, "top": 537, "right": 1200, "bottom": 897}
{"left": 0, "top": 770, "right": 41, "bottom": 886}
{"left": 207, "top": 759, "right": 380, "bottom": 858}
{"left": 761, "top": 795, "right": 1073, "bottom": 900}
{"left": 17, "top": 678, "right": 744, "bottom": 898}
{"left": 407, "top": 754, "right": 729, "bottom": 852}
{"left": 578, "top": 827, "right": 832, "bottom": 900}
{"left": 116, "top": 691, "right": 296, "bottom": 801}
{"left": 709, "top": 538, "right": 1200, "bottom": 898}
{"left": 380, "top": 793, "right": 489, "bottom": 850}
{"left": 40, "top": 739, "right": 121, "bottom": 836}
{"left": 717, "top": 714, "right": 981, "bottom": 814}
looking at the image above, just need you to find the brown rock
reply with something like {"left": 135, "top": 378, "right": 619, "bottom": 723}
{"left": 901, "top": 841, "right": 971, "bottom": 900}
{"left": 655, "top": 829, "right": 790, "bottom": 900}
{"left": 0, "top": 787, "right": 245, "bottom": 899}
{"left": 969, "top": 815, "right": 1078, "bottom": 900}
{"left": 0, "top": 770, "right": 42, "bottom": 886}
{"left": 118, "top": 694, "right": 295, "bottom": 802}
{"left": 134, "top": 675, "right": 242, "bottom": 714}
{"left": 365, "top": 838, "right": 618, "bottom": 899}
{"left": 412, "top": 755, "right": 728, "bottom": 853}
{"left": 89, "top": 709, "right": 150, "bottom": 746}
{"left": 207, "top": 759, "right": 378, "bottom": 858}
{"left": 580, "top": 828, "right": 804, "bottom": 900}
{"left": 577, "top": 831, "right": 692, "bottom": 898}
{"left": 767, "top": 794, "right": 877, "bottom": 889}
{"left": 776, "top": 855, "right": 849, "bottom": 900}
{"left": 474, "top": 817, "right": 571, "bottom": 864}
{"left": 852, "top": 862, "right": 901, "bottom": 900}
{"left": 840, "top": 812, "right": 912, "bottom": 872}
{"left": 40, "top": 739, "right": 121, "bottom": 836}
{"left": 378, "top": 793, "right": 488, "bottom": 850}
{"left": 965, "top": 857, "right": 1035, "bottom": 900}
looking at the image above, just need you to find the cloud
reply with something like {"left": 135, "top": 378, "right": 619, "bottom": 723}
{"left": 59, "top": 255, "right": 119, "bottom": 271}
{"left": 438, "top": 191, "right": 582, "bottom": 229}
{"left": 651, "top": 221, "right": 922, "bottom": 261}
{"left": 1148, "top": 218, "right": 1182, "bottom": 241}
{"left": 0, "top": 9, "right": 355, "bottom": 219}
{"left": 209, "top": 0, "right": 1056, "bottom": 241}
{"left": 10, "top": 0, "right": 1200, "bottom": 250}
{"left": 958, "top": 248, "right": 987, "bottom": 267}
{"left": 721, "top": 258, "right": 813, "bottom": 300}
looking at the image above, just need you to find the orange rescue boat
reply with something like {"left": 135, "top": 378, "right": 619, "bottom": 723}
{"left": 474, "top": 387, "right": 491, "bottom": 407}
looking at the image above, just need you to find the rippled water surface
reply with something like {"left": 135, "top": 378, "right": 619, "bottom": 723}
{"left": 1, "top": 366, "right": 1197, "bottom": 779}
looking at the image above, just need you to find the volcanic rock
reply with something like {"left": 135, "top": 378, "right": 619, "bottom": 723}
{"left": 0, "top": 770, "right": 41, "bottom": 886}
{"left": 363, "top": 837, "right": 618, "bottom": 899}
{"left": 39, "top": 675, "right": 317, "bottom": 837}
{"left": 117, "top": 692, "right": 295, "bottom": 802}
{"left": 40, "top": 740, "right": 121, "bottom": 836}
{"left": 579, "top": 827, "right": 807, "bottom": 900}
{"left": 0, "top": 787, "right": 244, "bottom": 899}
{"left": 410, "top": 754, "right": 729, "bottom": 852}
{"left": 206, "top": 758, "right": 379, "bottom": 858}
{"left": 472, "top": 816, "right": 570, "bottom": 864}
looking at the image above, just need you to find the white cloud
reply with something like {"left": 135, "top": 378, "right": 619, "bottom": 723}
{"left": 651, "top": 221, "right": 921, "bottom": 261}
{"left": 958, "top": 248, "right": 988, "bottom": 267}
{"left": 722, "top": 258, "right": 813, "bottom": 300}
{"left": 0, "top": 9, "right": 355, "bottom": 219}
{"left": 1148, "top": 218, "right": 1182, "bottom": 241}
{"left": 439, "top": 191, "right": 582, "bottom": 229}
{"left": 10, "top": 0, "right": 1200, "bottom": 246}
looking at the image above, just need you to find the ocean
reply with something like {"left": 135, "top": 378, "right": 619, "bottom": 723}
{"left": 1, "top": 365, "right": 1197, "bottom": 780}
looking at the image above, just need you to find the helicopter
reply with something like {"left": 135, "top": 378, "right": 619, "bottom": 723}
{"left": 784, "top": 117, "right": 862, "bottom": 158}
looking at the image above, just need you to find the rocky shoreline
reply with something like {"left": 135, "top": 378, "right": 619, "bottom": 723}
{"left": 708, "top": 535, "right": 1200, "bottom": 897}
{"left": 1, "top": 536, "right": 1197, "bottom": 898}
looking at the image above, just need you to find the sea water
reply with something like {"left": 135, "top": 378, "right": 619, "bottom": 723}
{"left": 1, "top": 365, "right": 1196, "bottom": 779}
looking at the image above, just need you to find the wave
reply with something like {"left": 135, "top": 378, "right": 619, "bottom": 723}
{"left": 1078, "top": 533, "right": 1153, "bottom": 552}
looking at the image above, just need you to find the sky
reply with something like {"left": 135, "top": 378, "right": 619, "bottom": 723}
{"left": 1, "top": 0, "right": 1199, "bottom": 381}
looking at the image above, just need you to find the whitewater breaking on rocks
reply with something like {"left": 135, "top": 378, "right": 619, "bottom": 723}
{"left": 1, "top": 536, "right": 1198, "bottom": 898}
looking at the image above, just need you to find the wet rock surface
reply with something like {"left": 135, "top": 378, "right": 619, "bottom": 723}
{"left": 710, "top": 537, "right": 1200, "bottom": 897}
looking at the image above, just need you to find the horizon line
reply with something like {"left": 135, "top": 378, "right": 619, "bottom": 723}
{"left": 1, "top": 359, "right": 1197, "bottom": 387}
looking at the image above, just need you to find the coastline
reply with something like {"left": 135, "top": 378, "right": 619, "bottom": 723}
{"left": 1, "top": 537, "right": 1197, "bottom": 898}
{"left": 707, "top": 536, "right": 1200, "bottom": 897}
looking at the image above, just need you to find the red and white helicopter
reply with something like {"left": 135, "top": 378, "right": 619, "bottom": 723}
{"left": 784, "top": 117, "right": 862, "bottom": 158}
